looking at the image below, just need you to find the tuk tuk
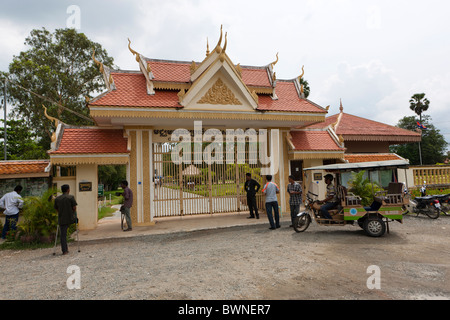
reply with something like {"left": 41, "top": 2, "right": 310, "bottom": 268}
{"left": 293, "top": 160, "right": 409, "bottom": 237}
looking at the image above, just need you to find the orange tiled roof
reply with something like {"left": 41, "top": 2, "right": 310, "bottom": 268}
{"left": 50, "top": 128, "right": 129, "bottom": 154}
{"left": 91, "top": 60, "right": 327, "bottom": 113}
{"left": 258, "top": 81, "right": 326, "bottom": 113}
{"left": 304, "top": 112, "right": 421, "bottom": 141}
{"left": 344, "top": 153, "right": 404, "bottom": 163}
{"left": 290, "top": 131, "right": 344, "bottom": 151}
{"left": 90, "top": 72, "right": 180, "bottom": 108}
{"left": 0, "top": 160, "right": 50, "bottom": 175}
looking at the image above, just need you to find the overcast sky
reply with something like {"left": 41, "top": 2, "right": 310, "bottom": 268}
{"left": 1, "top": 0, "right": 449, "bottom": 150}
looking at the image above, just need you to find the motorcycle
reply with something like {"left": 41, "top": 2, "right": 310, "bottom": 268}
{"left": 402, "top": 190, "right": 442, "bottom": 219}
{"left": 435, "top": 194, "right": 450, "bottom": 216}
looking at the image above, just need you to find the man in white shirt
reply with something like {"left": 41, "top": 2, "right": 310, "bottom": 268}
{"left": 1, "top": 185, "right": 24, "bottom": 240}
{"left": 262, "top": 175, "right": 280, "bottom": 230}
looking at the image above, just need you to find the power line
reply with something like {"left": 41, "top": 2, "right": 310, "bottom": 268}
{"left": 6, "top": 78, "right": 94, "bottom": 123}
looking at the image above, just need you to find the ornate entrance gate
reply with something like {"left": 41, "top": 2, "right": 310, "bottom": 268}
{"left": 152, "top": 142, "right": 264, "bottom": 217}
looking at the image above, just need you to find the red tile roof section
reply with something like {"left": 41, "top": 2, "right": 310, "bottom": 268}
{"left": 241, "top": 67, "right": 271, "bottom": 87}
{"left": 90, "top": 64, "right": 326, "bottom": 113}
{"left": 344, "top": 153, "right": 404, "bottom": 163}
{"left": 148, "top": 61, "right": 191, "bottom": 83}
{"left": 258, "top": 81, "right": 327, "bottom": 113}
{"left": 305, "top": 113, "right": 421, "bottom": 138}
{"left": 50, "top": 129, "right": 129, "bottom": 154}
{"left": 290, "top": 131, "right": 343, "bottom": 151}
{"left": 90, "top": 72, "right": 180, "bottom": 108}
{"left": 0, "top": 160, "right": 50, "bottom": 175}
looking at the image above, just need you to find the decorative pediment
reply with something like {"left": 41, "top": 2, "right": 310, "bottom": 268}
{"left": 197, "top": 78, "right": 242, "bottom": 105}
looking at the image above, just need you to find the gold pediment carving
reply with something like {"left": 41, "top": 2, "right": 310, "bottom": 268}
{"left": 197, "top": 78, "right": 242, "bottom": 105}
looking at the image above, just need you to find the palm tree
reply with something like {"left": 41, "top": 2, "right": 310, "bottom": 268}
{"left": 299, "top": 77, "right": 310, "bottom": 99}
{"left": 409, "top": 93, "right": 430, "bottom": 122}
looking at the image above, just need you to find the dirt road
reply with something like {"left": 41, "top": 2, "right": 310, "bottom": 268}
{"left": 0, "top": 215, "right": 448, "bottom": 300}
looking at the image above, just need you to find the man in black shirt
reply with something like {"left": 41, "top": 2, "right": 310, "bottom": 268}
{"left": 244, "top": 173, "right": 260, "bottom": 219}
{"left": 54, "top": 184, "right": 77, "bottom": 255}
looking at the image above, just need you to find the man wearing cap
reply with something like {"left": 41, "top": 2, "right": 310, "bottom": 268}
{"left": 319, "top": 174, "right": 338, "bottom": 220}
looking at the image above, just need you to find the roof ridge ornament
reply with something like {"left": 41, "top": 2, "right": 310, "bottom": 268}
{"left": 215, "top": 25, "right": 223, "bottom": 53}
{"left": 92, "top": 48, "right": 104, "bottom": 73}
{"left": 128, "top": 38, "right": 140, "bottom": 62}
{"left": 270, "top": 52, "right": 279, "bottom": 69}
{"left": 206, "top": 37, "right": 210, "bottom": 56}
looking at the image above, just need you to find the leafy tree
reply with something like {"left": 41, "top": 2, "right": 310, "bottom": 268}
{"left": 409, "top": 93, "right": 430, "bottom": 122}
{"left": 0, "top": 119, "right": 47, "bottom": 160}
{"left": 5, "top": 28, "right": 115, "bottom": 151}
{"left": 390, "top": 115, "right": 447, "bottom": 165}
{"left": 98, "top": 165, "right": 126, "bottom": 191}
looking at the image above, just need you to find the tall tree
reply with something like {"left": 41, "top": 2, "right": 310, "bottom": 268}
{"left": 409, "top": 93, "right": 430, "bottom": 122}
{"left": 0, "top": 119, "right": 47, "bottom": 160}
{"left": 390, "top": 115, "right": 447, "bottom": 165}
{"left": 5, "top": 28, "right": 115, "bottom": 150}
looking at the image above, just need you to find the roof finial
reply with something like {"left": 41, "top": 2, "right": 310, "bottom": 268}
{"left": 128, "top": 38, "right": 140, "bottom": 62}
{"left": 340, "top": 99, "right": 344, "bottom": 113}
{"left": 270, "top": 52, "right": 279, "bottom": 69}
{"left": 222, "top": 32, "right": 228, "bottom": 53}
{"left": 206, "top": 37, "right": 210, "bottom": 56}
{"left": 92, "top": 48, "right": 104, "bottom": 73}
{"left": 215, "top": 25, "right": 223, "bottom": 53}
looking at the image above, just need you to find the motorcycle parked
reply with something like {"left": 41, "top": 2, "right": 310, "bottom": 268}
{"left": 402, "top": 190, "right": 442, "bottom": 219}
{"left": 435, "top": 194, "right": 450, "bottom": 216}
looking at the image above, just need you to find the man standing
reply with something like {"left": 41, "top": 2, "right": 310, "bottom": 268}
{"left": 287, "top": 175, "right": 302, "bottom": 227}
{"left": 54, "top": 185, "right": 77, "bottom": 255}
{"left": 319, "top": 174, "right": 338, "bottom": 220}
{"left": 1, "top": 185, "right": 24, "bottom": 240}
{"left": 244, "top": 173, "right": 260, "bottom": 219}
{"left": 121, "top": 180, "right": 133, "bottom": 232}
{"left": 262, "top": 175, "right": 280, "bottom": 230}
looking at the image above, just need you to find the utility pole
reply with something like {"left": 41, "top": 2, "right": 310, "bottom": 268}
{"left": 3, "top": 78, "right": 6, "bottom": 160}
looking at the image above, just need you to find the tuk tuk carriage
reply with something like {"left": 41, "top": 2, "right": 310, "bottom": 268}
{"left": 293, "top": 160, "right": 410, "bottom": 237}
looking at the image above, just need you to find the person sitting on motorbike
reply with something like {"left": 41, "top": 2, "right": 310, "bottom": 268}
{"left": 319, "top": 174, "right": 339, "bottom": 220}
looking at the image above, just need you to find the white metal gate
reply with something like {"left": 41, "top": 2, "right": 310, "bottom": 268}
{"left": 152, "top": 142, "right": 264, "bottom": 217}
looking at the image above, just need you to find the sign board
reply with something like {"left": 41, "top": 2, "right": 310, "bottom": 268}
{"left": 79, "top": 182, "right": 92, "bottom": 192}
{"left": 98, "top": 184, "right": 104, "bottom": 197}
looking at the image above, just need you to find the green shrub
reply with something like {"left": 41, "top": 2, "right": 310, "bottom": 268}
{"left": 348, "top": 170, "right": 383, "bottom": 206}
{"left": 17, "top": 188, "right": 58, "bottom": 243}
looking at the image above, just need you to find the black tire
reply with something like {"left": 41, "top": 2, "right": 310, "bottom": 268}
{"left": 293, "top": 214, "right": 311, "bottom": 233}
{"left": 425, "top": 207, "right": 440, "bottom": 219}
{"left": 363, "top": 217, "right": 386, "bottom": 237}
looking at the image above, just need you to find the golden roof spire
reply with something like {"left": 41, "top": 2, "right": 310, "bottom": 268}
{"left": 206, "top": 37, "right": 210, "bottom": 56}
{"left": 215, "top": 25, "right": 223, "bottom": 53}
{"left": 270, "top": 52, "right": 279, "bottom": 69}
{"left": 340, "top": 99, "right": 344, "bottom": 113}
{"left": 128, "top": 38, "right": 140, "bottom": 62}
{"left": 92, "top": 48, "right": 104, "bottom": 73}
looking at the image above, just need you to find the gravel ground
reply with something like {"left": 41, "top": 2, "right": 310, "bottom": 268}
{"left": 0, "top": 215, "right": 449, "bottom": 300}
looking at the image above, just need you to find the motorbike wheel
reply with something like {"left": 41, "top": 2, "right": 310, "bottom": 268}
{"left": 425, "top": 207, "right": 440, "bottom": 219}
{"left": 293, "top": 214, "right": 311, "bottom": 233}
{"left": 363, "top": 217, "right": 386, "bottom": 237}
{"left": 401, "top": 205, "right": 409, "bottom": 216}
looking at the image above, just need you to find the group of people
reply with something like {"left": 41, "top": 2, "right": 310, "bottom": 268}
{"left": 0, "top": 180, "right": 134, "bottom": 256}
{"left": 244, "top": 173, "right": 338, "bottom": 229}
